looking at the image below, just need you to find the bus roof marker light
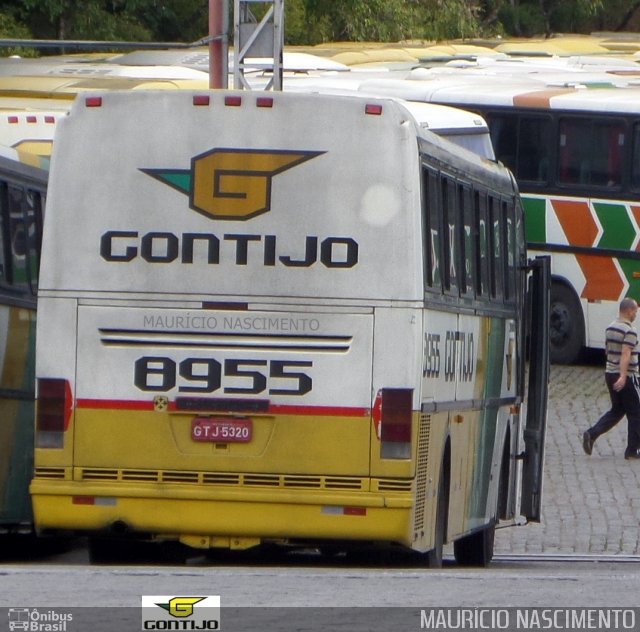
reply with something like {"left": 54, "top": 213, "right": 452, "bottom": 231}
{"left": 193, "top": 95, "right": 210, "bottom": 106}
{"left": 256, "top": 97, "right": 274, "bottom": 108}
{"left": 365, "top": 103, "right": 383, "bottom": 116}
{"left": 85, "top": 96, "right": 102, "bottom": 108}
{"left": 225, "top": 95, "right": 242, "bottom": 107}
{"left": 7, "top": 116, "right": 18, "bottom": 124}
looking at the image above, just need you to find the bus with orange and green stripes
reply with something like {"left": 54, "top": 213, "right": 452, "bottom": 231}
{"left": 353, "top": 74, "right": 640, "bottom": 364}
{"left": 0, "top": 144, "right": 47, "bottom": 535}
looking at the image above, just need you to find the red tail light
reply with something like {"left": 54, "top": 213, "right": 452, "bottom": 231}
{"left": 36, "top": 378, "right": 73, "bottom": 448}
{"left": 374, "top": 388, "right": 413, "bottom": 459}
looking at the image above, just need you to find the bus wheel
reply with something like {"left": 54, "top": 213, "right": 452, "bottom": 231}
{"left": 426, "top": 465, "right": 448, "bottom": 568}
{"left": 549, "top": 283, "right": 584, "bottom": 364}
{"left": 453, "top": 523, "right": 495, "bottom": 567}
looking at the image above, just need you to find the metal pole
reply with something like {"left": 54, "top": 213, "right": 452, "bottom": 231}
{"left": 209, "top": 0, "right": 228, "bottom": 89}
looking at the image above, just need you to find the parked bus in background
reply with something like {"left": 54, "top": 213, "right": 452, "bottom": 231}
{"left": 0, "top": 103, "right": 67, "bottom": 158}
{"left": 0, "top": 144, "right": 47, "bottom": 534}
{"left": 32, "top": 90, "right": 549, "bottom": 566}
{"left": 353, "top": 74, "right": 640, "bottom": 364}
{"left": 286, "top": 82, "right": 496, "bottom": 160}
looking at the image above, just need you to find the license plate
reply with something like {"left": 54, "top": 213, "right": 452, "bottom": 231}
{"left": 191, "top": 417, "right": 253, "bottom": 443}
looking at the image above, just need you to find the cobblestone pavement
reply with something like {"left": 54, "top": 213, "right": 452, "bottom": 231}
{"left": 494, "top": 360, "right": 640, "bottom": 556}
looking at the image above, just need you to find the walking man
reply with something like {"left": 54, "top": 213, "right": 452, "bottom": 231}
{"left": 583, "top": 297, "right": 640, "bottom": 459}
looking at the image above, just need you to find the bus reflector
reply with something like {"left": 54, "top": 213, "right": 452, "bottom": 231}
{"left": 85, "top": 97, "right": 102, "bottom": 108}
{"left": 256, "top": 97, "right": 273, "bottom": 108}
{"left": 36, "top": 378, "right": 73, "bottom": 449}
{"left": 72, "top": 496, "right": 116, "bottom": 506}
{"left": 365, "top": 104, "right": 383, "bottom": 116}
{"left": 8, "top": 116, "right": 18, "bottom": 124}
{"left": 193, "top": 95, "right": 210, "bottom": 106}
{"left": 321, "top": 506, "right": 367, "bottom": 516}
{"left": 225, "top": 95, "right": 242, "bottom": 107}
{"left": 376, "top": 388, "right": 413, "bottom": 459}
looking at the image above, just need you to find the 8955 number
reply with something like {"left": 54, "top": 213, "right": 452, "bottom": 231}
{"left": 134, "top": 356, "right": 312, "bottom": 395}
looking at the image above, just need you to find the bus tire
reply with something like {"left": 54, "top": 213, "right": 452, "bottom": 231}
{"left": 426, "top": 459, "right": 449, "bottom": 569}
{"left": 549, "top": 282, "right": 584, "bottom": 364}
{"left": 453, "top": 523, "right": 495, "bottom": 567}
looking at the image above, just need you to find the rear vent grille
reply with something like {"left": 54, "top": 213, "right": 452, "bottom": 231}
{"left": 283, "top": 476, "right": 322, "bottom": 488}
{"left": 243, "top": 474, "right": 280, "bottom": 487}
{"left": 413, "top": 414, "right": 432, "bottom": 534}
{"left": 123, "top": 470, "right": 159, "bottom": 481}
{"left": 202, "top": 473, "right": 241, "bottom": 485}
{"left": 40, "top": 467, "right": 414, "bottom": 500}
{"left": 324, "top": 477, "right": 363, "bottom": 490}
{"left": 74, "top": 468, "right": 373, "bottom": 491}
{"left": 33, "top": 467, "right": 66, "bottom": 480}
{"left": 377, "top": 479, "right": 413, "bottom": 492}
{"left": 81, "top": 468, "right": 119, "bottom": 480}
{"left": 161, "top": 471, "right": 200, "bottom": 483}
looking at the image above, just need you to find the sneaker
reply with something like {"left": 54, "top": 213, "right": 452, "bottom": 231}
{"left": 582, "top": 431, "right": 594, "bottom": 456}
{"left": 625, "top": 448, "right": 640, "bottom": 460}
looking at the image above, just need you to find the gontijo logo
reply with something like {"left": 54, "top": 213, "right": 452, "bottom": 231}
{"left": 141, "top": 595, "right": 220, "bottom": 630}
{"left": 141, "top": 148, "right": 324, "bottom": 221}
{"left": 156, "top": 598, "right": 204, "bottom": 618}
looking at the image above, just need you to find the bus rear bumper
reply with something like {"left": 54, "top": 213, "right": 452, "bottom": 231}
{"left": 30, "top": 479, "right": 415, "bottom": 549}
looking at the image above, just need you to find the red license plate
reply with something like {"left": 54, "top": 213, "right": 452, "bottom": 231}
{"left": 191, "top": 417, "right": 253, "bottom": 443}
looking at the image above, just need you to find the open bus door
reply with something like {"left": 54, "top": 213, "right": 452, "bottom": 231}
{"left": 520, "top": 255, "right": 551, "bottom": 522}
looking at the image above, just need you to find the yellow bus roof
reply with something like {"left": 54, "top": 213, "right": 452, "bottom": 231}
{"left": 0, "top": 74, "right": 209, "bottom": 99}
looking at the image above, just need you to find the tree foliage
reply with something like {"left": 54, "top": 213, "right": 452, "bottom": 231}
{"left": 0, "top": 0, "right": 639, "bottom": 49}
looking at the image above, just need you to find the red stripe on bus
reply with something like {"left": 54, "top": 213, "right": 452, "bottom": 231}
{"left": 77, "top": 399, "right": 157, "bottom": 411}
{"left": 75, "top": 399, "right": 370, "bottom": 417}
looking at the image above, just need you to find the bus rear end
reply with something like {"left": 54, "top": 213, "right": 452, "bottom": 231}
{"left": 32, "top": 90, "right": 427, "bottom": 552}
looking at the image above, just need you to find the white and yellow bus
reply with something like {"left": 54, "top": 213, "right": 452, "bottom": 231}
{"left": 32, "top": 90, "right": 549, "bottom": 566}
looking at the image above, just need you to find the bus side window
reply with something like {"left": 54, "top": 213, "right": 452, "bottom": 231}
{"left": 517, "top": 116, "right": 552, "bottom": 183}
{"left": 0, "top": 182, "right": 9, "bottom": 285}
{"left": 558, "top": 117, "right": 624, "bottom": 187}
{"left": 505, "top": 200, "right": 517, "bottom": 304}
{"left": 25, "top": 189, "right": 43, "bottom": 295}
{"left": 442, "top": 176, "right": 458, "bottom": 296}
{"left": 632, "top": 123, "right": 640, "bottom": 190}
{"left": 422, "top": 165, "right": 442, "bottom": 291}
{"left": 7, "top": 185, "right": 30, "bottom": 293}
{"left": 459, "top": 183, "right": 474, "bottom": 299}
{"left": 558, "top": 118, "right": 583, "bottom": 184}
{"left": 487, "top": 113, "right": 518, "bottom": 173}
{"left": 489, "top": 195, "right": 504, "bottom": 301}
{"left": 474, "top": 189, "right": 489, "bottom": 299}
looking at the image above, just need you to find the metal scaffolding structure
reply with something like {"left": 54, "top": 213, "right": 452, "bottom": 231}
{"left": 233, "top": 0, "right": 284, "bottom": 90}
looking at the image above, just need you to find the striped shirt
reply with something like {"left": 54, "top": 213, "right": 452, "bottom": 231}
{"left": 605, "top": 318, "right": 639, "bottom": 375}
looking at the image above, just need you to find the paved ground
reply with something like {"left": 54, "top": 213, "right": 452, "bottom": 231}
{"left": 494, "top": 358, "right": 640, "bottom": 556}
